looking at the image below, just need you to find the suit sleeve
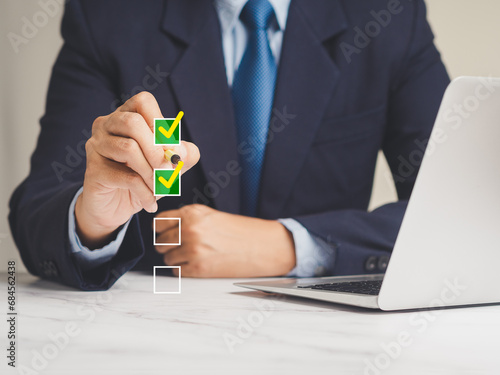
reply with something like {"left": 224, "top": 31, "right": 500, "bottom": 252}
{"left": 294, "top": 0, "right": 450, "bottom": 276}
{"left": 8, "top": 0, "right": 145, "bottom": 290}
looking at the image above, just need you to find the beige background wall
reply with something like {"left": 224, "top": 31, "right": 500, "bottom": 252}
{"left": 1, "top": 1, "right": 500, "bottom": 272}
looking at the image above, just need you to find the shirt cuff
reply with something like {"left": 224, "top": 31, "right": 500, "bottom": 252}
{"left": 279, "top": 218, "right": 336, "bottom": 278}
{"left": 68, "top": 187, "right": 132, "bottom": 270}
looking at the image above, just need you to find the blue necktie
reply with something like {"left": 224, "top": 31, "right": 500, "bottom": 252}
{"left": 232, "top": 0, "right": 278, "bottom": 217}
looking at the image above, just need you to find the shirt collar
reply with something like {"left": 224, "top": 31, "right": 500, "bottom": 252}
{"left": 215, "top": 0, "right": 291, "bottom": 35}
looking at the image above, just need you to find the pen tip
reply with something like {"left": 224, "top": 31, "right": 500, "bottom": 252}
{"left": 171, "top": 154, "right": 181, "bottom": 165}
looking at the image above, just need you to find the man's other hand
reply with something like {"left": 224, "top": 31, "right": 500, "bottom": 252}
{"left": 154, "top": 205, "right": 296, "bottom": 277}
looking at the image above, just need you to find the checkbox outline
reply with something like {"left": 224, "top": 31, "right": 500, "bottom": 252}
{"left": 154, "top": 168, "right": 181, "bottom": 196}
{"left": 153, "top": 218, "right": 181, "bottom": 246}
{"left": 153, "top": 266, "right": 181, "bottom": 294}
{"left": 154, "top": 117, "right": 181, "bottom": 146}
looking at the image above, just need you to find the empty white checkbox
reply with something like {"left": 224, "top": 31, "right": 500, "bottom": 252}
{"left": 153, "top": 266, "right": 181, "bottom": 294}
{"left": 153, "top": 218, "right": 181, "bottom": 246}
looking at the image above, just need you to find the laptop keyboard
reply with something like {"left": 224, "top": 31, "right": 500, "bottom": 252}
{"left": 297, "top": 280, "right": 383, "bottom": 295}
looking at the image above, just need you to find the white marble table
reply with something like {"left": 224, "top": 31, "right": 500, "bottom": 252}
{"left": 2, "top": 271, "right": 500, "bottom": 375}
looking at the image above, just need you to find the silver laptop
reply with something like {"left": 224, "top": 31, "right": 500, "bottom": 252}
{"left": 236, "top": 76, "right": 500, "bottom": 311}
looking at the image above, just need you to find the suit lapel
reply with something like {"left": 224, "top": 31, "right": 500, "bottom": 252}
{"left": 258, "top": 0, "right": 348, "bottom": 218}
{"left": 161, "top": 0, "right": 240, "bottom": 213}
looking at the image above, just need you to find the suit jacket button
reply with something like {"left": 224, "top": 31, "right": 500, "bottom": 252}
{"left": 365, "top": 256, "right": 378, "bottom": 272}
{"left": 378, "top": 256, "right": 390, "bottom": 272}
{"left": 47, "top": 261, "right": 58, "bottom": 278}
{"left": 39, "top": 261, "right": 48, "bottom": 275}
{"left": 40, "top": 261, "right": 58, "bottom": 278}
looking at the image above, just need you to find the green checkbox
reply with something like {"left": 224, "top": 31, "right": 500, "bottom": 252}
{"left": 154, "top": 117, "right": 181, "bottom": 145}
{"left": 154, "top": 169, "right": 181, "bottom": 196}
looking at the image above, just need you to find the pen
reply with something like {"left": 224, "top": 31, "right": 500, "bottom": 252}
{"left": 164, "top": 149, "right": 181, "bottom": 165}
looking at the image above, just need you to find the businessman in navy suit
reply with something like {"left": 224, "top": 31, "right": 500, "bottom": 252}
{"left": 9, "top": 0, "right": 449, "bottom": 290}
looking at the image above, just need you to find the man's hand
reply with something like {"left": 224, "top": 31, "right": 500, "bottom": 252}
{"left": 75, "top": 92, "right": 200, "bottom": 249}
{"left": 154, "top": 205, "right": 296, "bottom": 277}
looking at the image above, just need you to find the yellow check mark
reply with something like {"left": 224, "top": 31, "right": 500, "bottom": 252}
{"left": 158, "top": 111, "right": 184, "bottom": 139}
{"left": 158, "top": 161, "right": 184, "bottom": 189}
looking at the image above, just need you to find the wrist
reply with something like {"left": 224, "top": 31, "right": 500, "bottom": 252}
{"left": 74, "top": 193, "right": 120, "bottom": 249}
{"left": 271, "top": 221, "right": 296, "bottom": 275}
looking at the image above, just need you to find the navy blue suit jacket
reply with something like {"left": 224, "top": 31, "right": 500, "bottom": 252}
{"left": 9, "top": 0, "right": 449, "bottom": 290}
